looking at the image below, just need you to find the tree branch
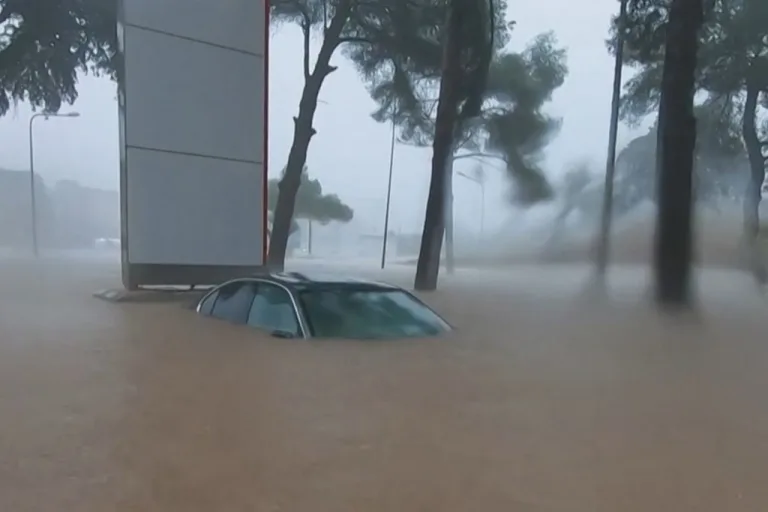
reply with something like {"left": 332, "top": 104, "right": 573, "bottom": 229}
{"left": 322, "top": 0, "right": 329, "bottom": 34}
{"left": 301, "top": 19, "right": 311, "bottom": 81}
{"left": 337, "top": 37, "right": 373, "bottom": 45}
{"left": 454, "top": 152, "right": 505, "bottom": 162}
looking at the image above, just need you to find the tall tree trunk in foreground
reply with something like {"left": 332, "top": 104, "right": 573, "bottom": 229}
{"left": 742, "top": 82, "right": 767, "bottom": 282}
{"left": 653, "top": 0, "right": 703, "bottom": 307}
{"left": 268, "top": 5, "right": 350, "bottom": 268}
{"left": 414, "top": 2, "right": 462, "bottom": 291}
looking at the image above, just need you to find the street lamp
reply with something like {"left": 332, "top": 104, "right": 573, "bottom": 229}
{"left": 457, "top": 168, "right": 486, "bottom": 240}
{"left": 380, "top": 118, "right": 397, "bottom": 269}
{"left": 594, "top": 0, "right": 628, "bottom": 281}
{"left": 29, "top": 112, "right": 81, "bottom": 257}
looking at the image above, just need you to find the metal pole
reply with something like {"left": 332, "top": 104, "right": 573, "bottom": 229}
{"left": 595, "top": 0, "right": 628, "bottom": 279}
{"left": 480, "top": 180, "right": 485, "bottom": 240}
{"left": 381, "top": 118, "right": 396, "bottom": 269}
{"left": 28, "top": 114, "right": 42, "bottom": 258}
{"left": 307, "top": 219, "right": 313, "bottom": 254}
{"left": 457, "top": 170, "right": 485, "bottom": 240}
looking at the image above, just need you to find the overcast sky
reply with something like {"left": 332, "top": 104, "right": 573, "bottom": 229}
{"left": 0, "top": 0, "right": 642, "bottom": 236}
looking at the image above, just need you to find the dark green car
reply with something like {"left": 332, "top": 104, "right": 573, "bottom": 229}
{"left": 196, "top": 272, "right": 451, "bottom": 339}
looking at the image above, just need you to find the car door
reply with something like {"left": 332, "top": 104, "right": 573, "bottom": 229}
{"left": 247, "top": 282, "right": 302, "bottom": 337}
{"left": 209, "top": 281, "right": 257, "bottom": 324}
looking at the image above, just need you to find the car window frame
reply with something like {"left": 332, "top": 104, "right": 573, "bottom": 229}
{"left": 204, "top": 280, "right": 258, "bottom": 324}
{"left": 296, "top": 285, "right": 453, "bottom": 338}
{"left": 197, "top": 290, "right": 219, "bottom": 315}
{"left": 247, "top": 281, "right": 303, "bottom": 337}
{"left": 390, "top": 288, "right": 453, "bottom": 329}
{"left": 197, "top": 278, "right": 308, "bottom": 338}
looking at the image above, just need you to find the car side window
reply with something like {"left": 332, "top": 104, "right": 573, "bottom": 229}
{"left": 210, "top": 281, "right": 256, "bottom": 324}
{"left": 248, "top": 283, "right": 300, "bottom": 336}
{"left": 198, "top": 290, "right": 218, "bottom": 315}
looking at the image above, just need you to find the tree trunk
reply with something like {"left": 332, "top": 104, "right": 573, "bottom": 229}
{"left": 546, "top": 202, "right": 573, "bottom": 251}
{"left": 653, "top": 0, "right": 703, "bottom": 307}
{"left": 742, "top": 82, "right": 766, "bottom": 282}
{"left": 444, "top": 152, "right": 455, "bottom": 274}
{"left": 414, "top": 1, "right": 462, "bottom": 291}
{"left": 268, "top": 82, "right": 321, "bottom": 268}
{"left": 267, "top": 6, "right": 350, "bottom": 269}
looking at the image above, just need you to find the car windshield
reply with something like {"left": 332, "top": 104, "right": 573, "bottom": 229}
{"left": 298, "top": 287, "right": 450, "bottom": 339}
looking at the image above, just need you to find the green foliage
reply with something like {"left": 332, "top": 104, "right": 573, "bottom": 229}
{"left": 270, "top": 0, "right": 506, "bottom": 88}
{"left": 615, "top": 100, "right": 747, "bottom": 205}
{"left": 484, "top": 34, "right": 567, "bottom": 203}
{"left": 609, "top": 0, "right": 768, "bottom": 125}
{"left": 268, "top": 0, "right": 502, "bottom": 266}
{"left": 0, "top": 0, "right": 116, "bottom": 115}
{"left": 267, "top": 166, "right": 353, "bottom": 224}
{"left": 560, "top": 161, "right": 593, "bottom": 205}
{"left": 341, "top": 0, "right": 511, "bottom": 138}
{"left": 358, "top": 11, "right": 567, "bottom": 205}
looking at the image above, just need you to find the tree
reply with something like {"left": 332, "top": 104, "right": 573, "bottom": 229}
{"left": 653, "top": 0, "right": 704, "bottom": 306}
{"left": 406, "top": 0, "right": 496, "bottom": 290}
{"left": 268, "top": 0, "right": 468, "bottom": 267}
{"left": 547, "top": 161, "right": 594, "bottom": 249}
{"left": 352, "top": 2, "right": 564, "bottom": 281}
{"left": 266, "top": 212, "right": 300, "bottom": 239}
{"left": 367, "top": 33, "right": 566, "bottom": 272}
{"left": 615, "top": 100, "right": 746, "bottom": 209}
{"left": 611, "top": 0, "right": 768, "bottom": 248}
{"left": 267, "top": 167, "right": 353, "bottom": 224}
{"left": 266, "top": 168, "right": 353, "bottom": 256}
{"left": 0, "top": 0, "right": 116, "bottom": 115}
{"left": 480, "top": 36, "right": 566, "bottom": 204}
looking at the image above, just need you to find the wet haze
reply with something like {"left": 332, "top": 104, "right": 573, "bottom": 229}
{"left": 4, "top": 3, "right": 768, "bottom": 510}
{"left": 0, "top": 0, "right": 639, "bottom": 240}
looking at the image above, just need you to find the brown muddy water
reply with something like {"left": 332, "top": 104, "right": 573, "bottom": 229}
{"left": 1, "top": 257, "right": 768, "bottom": 511}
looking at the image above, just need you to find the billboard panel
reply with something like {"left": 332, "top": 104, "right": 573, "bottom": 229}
{"left": 117, "top": 0, "right": 267, "bottom": 288}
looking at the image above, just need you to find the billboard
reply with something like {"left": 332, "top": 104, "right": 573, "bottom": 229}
{"left": 117, "top": 0, "right": 268, "bottom": 288}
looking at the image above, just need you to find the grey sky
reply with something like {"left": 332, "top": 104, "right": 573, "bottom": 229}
{"left": 0, "top": 0, "right": 640, "bottom": 236}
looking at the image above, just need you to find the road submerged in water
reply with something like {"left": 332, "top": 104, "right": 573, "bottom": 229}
{"left": 1, "top": 254, "right": 767, "bottom": 511}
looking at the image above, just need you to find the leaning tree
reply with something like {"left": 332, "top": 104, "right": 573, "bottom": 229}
{"left": 411, "top": 0, "right": 496, "bottom": 291}
{"left": 363, "top": 32, "right": 567, "bottom": 273}
{"left": 266, "top": 167, "right": 353, "bottom": 232}
{"left": 266, "top": 167, "right": 353, "bottom": 254}
{"left": 268, "top": 0, "right": 495, "bottom": 268}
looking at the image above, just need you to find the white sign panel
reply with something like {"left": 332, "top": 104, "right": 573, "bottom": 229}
{"left": 117, "top": 0, "right": 267, "bottom": 288}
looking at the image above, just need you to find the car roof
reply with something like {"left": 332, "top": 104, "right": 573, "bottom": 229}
{"left": 242, "top": 271, "right": 400, "bottom": 292}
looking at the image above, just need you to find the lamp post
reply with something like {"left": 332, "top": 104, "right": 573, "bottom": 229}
{"left": 457, "top": 168, "right": 486, "bottom": 240}
{"left": 380, "top": 118, "right": 396, "bottom": 269}
{"left": 29, "top": 112, "right": 80, "bottom": 257}
{"left": 594, "top": 0, "right": 628, "bottom": 281}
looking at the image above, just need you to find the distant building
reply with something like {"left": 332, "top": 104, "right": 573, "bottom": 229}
{"left": 0, "top": 170, "right": 119, "bottom": 250}
{"left": 50, "top": 180, "right": 119, "bottom": 248}
{"left": 0, "top": 168, "right": 53, "bottom": 249}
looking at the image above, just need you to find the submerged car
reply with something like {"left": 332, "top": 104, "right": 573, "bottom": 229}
{"left": 195, "top": 272, "right": 451, "bottom": 339}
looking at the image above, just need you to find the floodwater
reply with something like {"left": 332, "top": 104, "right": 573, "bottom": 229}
{"left": 2, "top": 254, "right": 768, "bottom": 511}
